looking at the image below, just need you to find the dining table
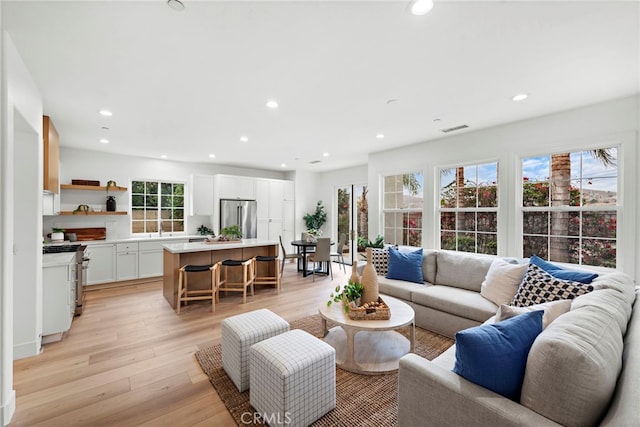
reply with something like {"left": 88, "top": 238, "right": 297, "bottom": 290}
{"left": 290, "top": 239, "right": 334, "bottom": 277}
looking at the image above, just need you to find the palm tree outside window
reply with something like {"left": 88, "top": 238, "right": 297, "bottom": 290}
{"left": 439, "top": 162, "right": 499, "bottom": 255}
{"left": 522, "top": 146, "right": 617, "bottom": 268}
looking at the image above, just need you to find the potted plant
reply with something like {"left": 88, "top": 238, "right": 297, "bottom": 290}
{"left": 327, "top": 280, "right": 364, "bottom": 313}
{"left": 303, "top": 201, "right": 327, "bottom": 234}
{"left": 51, "top": 228, "right": 65, "bottom": 242}
{"left": 197, "top": 225, "right": 214, "bottom": 236}
{"left": 219, "top": 224, "right": 242, "bottom": 241}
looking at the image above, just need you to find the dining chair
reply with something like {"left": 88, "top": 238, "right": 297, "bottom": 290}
{"left": 307, "top": 237, "right": 332, "bottom": 281}
{"left": 279, "top": 235, "right": 303, "bottom": 276}
{"left": 330, "top": 233, "right": 347, "bottom": 273}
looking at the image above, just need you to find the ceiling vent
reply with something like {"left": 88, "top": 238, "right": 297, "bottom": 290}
{"left": 309, "top": 160, "right": 321, "bottom": 164}
{"left": 441, "top": 124, "right": 469, "bottom": 133}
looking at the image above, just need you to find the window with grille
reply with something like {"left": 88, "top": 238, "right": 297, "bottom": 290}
{"left": 382, "top": 172, "right": 423, "bottom": 247}
{"left": 439, "top": 162, "right": 498, "bottom": 255}
{"left": 521, "top": 146, "right": 618, "bottom": 268}
{"left": 131, "top": 180, "right": 185, "bottom": 234}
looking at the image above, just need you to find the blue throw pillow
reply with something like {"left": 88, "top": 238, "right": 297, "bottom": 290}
{"left": 386, "top": 247, "right": 423, "bottom": 284}
{"left": 530, "top": 255, "right": 598, "bottom": 284}
{"left": 452, "top": 310, "right": 543, "bottom": 401}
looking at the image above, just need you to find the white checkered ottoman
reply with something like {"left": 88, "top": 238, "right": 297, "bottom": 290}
{"left": 249, "top": 329, "right": 336, "bottom": 426}
{"left": 221, "top": 309, "right": 290, "bottom": 392}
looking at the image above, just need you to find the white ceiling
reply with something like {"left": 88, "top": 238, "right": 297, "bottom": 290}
{"left": 3, "top": 1, "right": 639, "bottom": 172}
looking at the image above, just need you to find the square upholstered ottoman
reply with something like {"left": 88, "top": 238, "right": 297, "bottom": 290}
{"left": 221, "top": 308, "right": 290, "bottom": 392}
{"left": 250, "top": 329, "right": 336, "bottom": 426}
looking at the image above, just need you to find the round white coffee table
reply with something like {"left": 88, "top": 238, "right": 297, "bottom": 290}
{"left": 318, "top": 294, "right": 415, "bottom": 375}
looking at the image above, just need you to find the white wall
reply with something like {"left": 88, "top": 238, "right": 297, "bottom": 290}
{"left": 368, "top": 95, "right": 639, "bottom": 282}
{"left": 290, "top": 170, "right": 322, "bottom": 240}
{"left": 1, "top": 29, "right": 44, "bottom": 425}
{"left": 44, "top": 147, "right": 289, "bottom": 238}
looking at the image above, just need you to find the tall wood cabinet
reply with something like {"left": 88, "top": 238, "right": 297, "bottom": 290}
{"left": 43, "top": 116, "right": 59, "bottom": 194}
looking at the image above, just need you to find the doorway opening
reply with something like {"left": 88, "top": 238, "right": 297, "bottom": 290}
{"left": 335, "top": 184, "right": 368, "bottom": 265}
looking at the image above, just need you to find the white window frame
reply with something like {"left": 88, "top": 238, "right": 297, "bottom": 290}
{"left": 130, "top": 179, "right": 187, "bottom": 236}
{"left": 519, "top": 145, "right": 620, "bottom": 268}
{"left": 381, "top": 171, "right": 424, "bottom": 247}
{"left": 438, "top": 161, "right": 499, "bottom": 255}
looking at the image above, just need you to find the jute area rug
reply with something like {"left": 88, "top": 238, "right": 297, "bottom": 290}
{"left": 195, "top": 314, "right": 453, "bottom": 427}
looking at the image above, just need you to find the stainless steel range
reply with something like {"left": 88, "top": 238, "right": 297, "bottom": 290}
{"left": 42, "top": 244, "right": 90, "bottom": 315}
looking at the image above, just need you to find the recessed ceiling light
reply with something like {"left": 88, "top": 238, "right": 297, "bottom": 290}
{"left": 512, "top": 93, "right": 529, "bottom": 101}
{"left": 240, "top": 136, "right": 249, "bottom": 142}
{"left": 99, "top": 109, "right": 113, "bottom": 117}
{"left": 160, "top": 154, "right": 168, "bottom": 159}
{"left": 266, "top": 100, "right": 279, "bottom": 109}
{"left": 99, "top": 138, "right": 109, "bottom": 144}
{"left": 323, "top": 152, "right": 329, "bottom": 157}
{"left": 167, "top": 0, "right": 185, "bottom": 11}
{"left": 409, "top": 0, "right": 434, "bottom": 16}
{"left": 209, "top": 154, "right": 216, "bottom": 158}
{"left": 281, "top": 163, "right": 287, "bottom": 168}
{"left": 376, "top": 133, "right": 385, "bottom": 139}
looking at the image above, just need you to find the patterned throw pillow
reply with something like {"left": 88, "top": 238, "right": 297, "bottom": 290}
{"left": 371, "top": 248, "right": 389, "bottom": 276}
{"left": 511, "top": 263, "right": 594, "bottom": 307}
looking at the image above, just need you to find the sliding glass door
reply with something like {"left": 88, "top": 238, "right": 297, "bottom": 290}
{"left": 335, "top": 184, "right": 368, "bottom": 265}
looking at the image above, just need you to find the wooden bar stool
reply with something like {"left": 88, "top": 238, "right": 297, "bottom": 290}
{"left": 254, "top": 255, "right": 281, "bottom": 294}
{"left": 176, "top": 263, "right": 219, "bottom": 314}
{"left": 219, "top": 258, "right": 256, "bottom": 304}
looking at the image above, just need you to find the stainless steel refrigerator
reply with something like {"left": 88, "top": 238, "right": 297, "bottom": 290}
{"left": 219, "top": 199, "right": 257, "bottom": 238}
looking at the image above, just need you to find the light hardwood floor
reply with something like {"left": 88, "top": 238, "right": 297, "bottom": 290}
{"left": 11, "top": 261, "right": 348, "bottom": 426}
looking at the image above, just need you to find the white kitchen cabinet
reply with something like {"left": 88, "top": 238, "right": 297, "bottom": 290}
{"left": 86, "top": 243, "right": 116, "bottom": 285}
{"left": 42, "top": 191, "right": 60, "bottom": 215}
{"left": 138, "top": 239, "right": 187, "bottom": 278}
{"left": 42, "top": 257, "right": 75, "bottom": 337}
{"left": 116, "top": 242, "right": 139, "bottom": 281}
{"left": 189, "top": 174, "right": 214, "bottom": 216}
{"left": 216, "top": 175, "right": 256, "bottom": 200}
{"left": 256, "top": 179, "right": 294, "bottom": 249}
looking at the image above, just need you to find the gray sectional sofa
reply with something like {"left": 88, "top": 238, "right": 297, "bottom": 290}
{"left": 375, "top": 249, "right": 502, "bottom": 337}
{"left": 373, "top": 248, "right": 638, "bottom": 426}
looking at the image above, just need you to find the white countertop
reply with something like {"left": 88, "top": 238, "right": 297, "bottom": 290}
{"left": 163, "top": 239, "right": 278, "bottom": 254}
{"left": 62, "top": 235, "right": 204, "bottom": 245}
{"left": 42, "top": 252, "right": 76, "bottom": 268}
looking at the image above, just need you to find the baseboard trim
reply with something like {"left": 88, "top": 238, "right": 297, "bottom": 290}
{"left": 1, "top": 389, "right": 16, "bottom": 426}
{"left": 13, "top": 340, "right": 41, "bottom": 360}
{"left": 85, "top": 276, "right": 161, "bottom": 292}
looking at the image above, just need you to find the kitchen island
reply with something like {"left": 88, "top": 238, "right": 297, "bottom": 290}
{"left": 162, "top": 239, "right": 279, "bottom": 309}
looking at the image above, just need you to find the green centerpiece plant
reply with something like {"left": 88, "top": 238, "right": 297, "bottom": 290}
{"left": 219, "top": 224, "right": 242, "bottom": 241}
{"left": 304, "top": 201, "right": 327, "bottom": 233}
{"left": 327, "top": 280, "right": 364, "bottom": 313}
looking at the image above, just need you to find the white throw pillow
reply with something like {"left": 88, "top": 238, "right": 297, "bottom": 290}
{"left": 496, "top": 299, "right": 572, "bottom": 328}
{"left": 480, "top": 259, "right": 528, "bottom": 306}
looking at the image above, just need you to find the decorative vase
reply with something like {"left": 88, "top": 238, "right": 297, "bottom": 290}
{"left": 106, "top": 195, "right": 116, "bottom": 212}
{"left": 360, "top": 247, "right": 379, "bottom": 304}
{"left": 350, "top": 262, "right": 360, "bottom": 284}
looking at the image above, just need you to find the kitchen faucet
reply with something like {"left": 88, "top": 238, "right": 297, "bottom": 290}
{"left": 159, "top": 222, "right": 163, "bottom": 237}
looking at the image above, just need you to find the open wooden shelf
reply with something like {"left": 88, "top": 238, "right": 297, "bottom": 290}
{"left": 60, "top": 184, "right": 128, "bottom": 191}
{"left": 59, "top": 211, "right": 127, "bottom": 216}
